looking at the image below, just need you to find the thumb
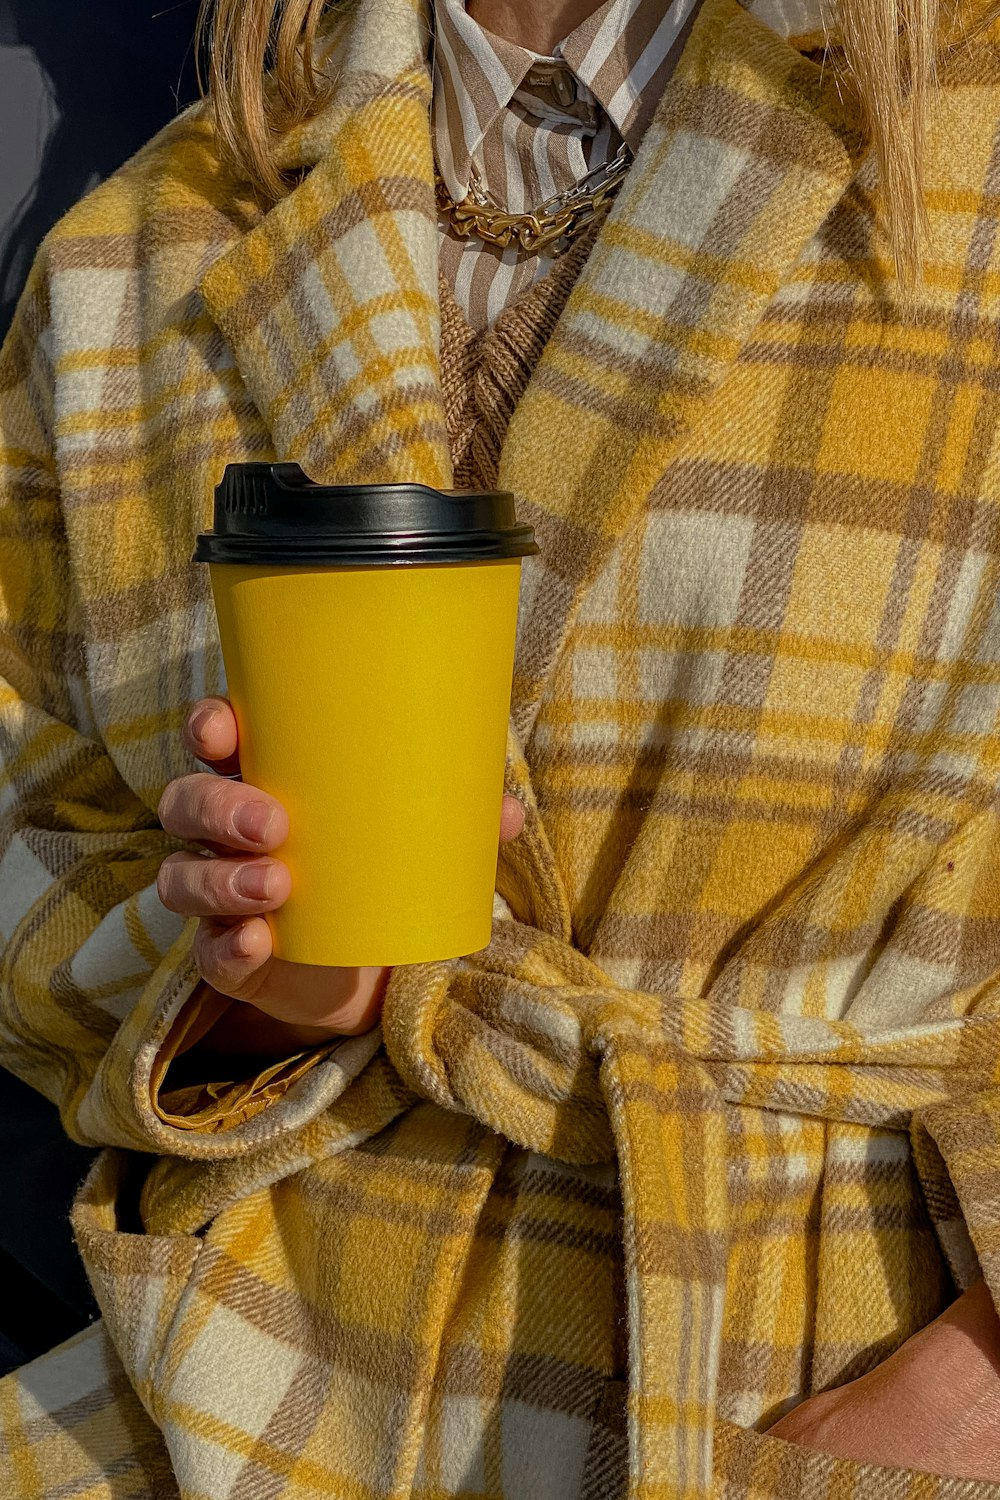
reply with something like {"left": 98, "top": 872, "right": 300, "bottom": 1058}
{"left": 499, "top": 794, "right": 525, "bottom": 843}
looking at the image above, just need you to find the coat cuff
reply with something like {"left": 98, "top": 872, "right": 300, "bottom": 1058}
{"left": 149, "top": 982, "right": 340, "bottom": 1132}
{"left": 72, "top": 925, "right": 383, "bottom": 1158}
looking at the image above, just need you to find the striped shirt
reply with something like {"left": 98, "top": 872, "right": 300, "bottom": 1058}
{"left": 433, "top": 0, "right": 703, "bottom": 329}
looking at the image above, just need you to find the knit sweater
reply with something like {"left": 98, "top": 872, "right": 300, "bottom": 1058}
{"left": 3, "top": 0, "right": 1000, "bottom": 1495}
{"left": 441, "top": 219, "right": 602, "bottom": 488}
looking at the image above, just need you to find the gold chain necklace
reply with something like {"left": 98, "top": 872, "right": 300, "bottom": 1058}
{"left": 435, "top": 141, "right": 632, "bottom": 256}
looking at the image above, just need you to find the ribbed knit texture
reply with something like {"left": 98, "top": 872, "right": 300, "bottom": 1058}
{"left": 440, "top": 220, "right": 602, "bottom": 488}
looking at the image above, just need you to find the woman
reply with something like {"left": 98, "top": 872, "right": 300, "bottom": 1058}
{"left": 1, "top": 0, "right": 999, "bottom": 1492}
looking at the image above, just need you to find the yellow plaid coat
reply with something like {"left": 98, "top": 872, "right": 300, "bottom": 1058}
{"left": 3, "top": 0, "right": 1000, "bottom": 1493}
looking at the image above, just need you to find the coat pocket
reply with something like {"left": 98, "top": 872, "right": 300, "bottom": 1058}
{"left": 71, "top": 1149, "right": 203, "bottom": 1425}
{"left": 713, "top": 1420, "right": 1000, "bottom": 1498}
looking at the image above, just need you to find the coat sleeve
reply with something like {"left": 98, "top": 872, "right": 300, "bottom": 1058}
{"left": 0, "top": 247, "right": 377, "bottom": 1158}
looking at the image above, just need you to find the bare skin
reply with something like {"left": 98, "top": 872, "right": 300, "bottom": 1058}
{"left": 768, "top": 1278, "right": 1000, "bottom": 1478}
{"left": 155, "top": 0, "right": 603, "bottom": 1051}
{"left": 469, "top": 0, "right": 605, "bottom": 53}
{"left": 155, "top": 0, "right": 608, "bottom": 1053}
{"left": 463, "top": 3, "right": 1000, "bottom": 1471}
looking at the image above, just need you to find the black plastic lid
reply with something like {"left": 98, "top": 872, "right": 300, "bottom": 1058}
{"left": 194, "top": 462, "right": 539, "bottom": 567}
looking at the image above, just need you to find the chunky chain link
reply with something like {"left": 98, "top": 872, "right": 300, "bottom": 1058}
{"left": 435, "top": 141, "right": 632, "bottom": 255}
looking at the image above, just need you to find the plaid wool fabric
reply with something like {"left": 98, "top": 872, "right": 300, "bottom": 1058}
{"left": 3, "top": 0, "right": 1000, "bottom": 1493}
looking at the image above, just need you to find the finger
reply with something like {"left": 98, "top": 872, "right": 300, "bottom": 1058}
{"left": 499, "top": 794, "right": 525, "bottom": 844}
{"left": 157, "top": 852, "right": 291, "bottom": 918}
{"left": 183, "top": 697, "right": 241, "bottom": 776}
{"left": 194, "top": 916, "right": 274, "bottom": 1002}
{"left": 158, "top": 772, "right": 289, "bottom": 852}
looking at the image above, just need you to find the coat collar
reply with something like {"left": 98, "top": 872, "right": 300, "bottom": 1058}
{"left": 198, "top": 0, "right": 863, "bottom": 736}
{"left": 198, "top": 0, "right": 451, "bottom": 488}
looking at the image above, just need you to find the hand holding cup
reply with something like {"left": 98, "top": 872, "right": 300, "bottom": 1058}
{"left": 194, "top": 464, "right": 536, "bottom": 970}
{"left": 157, "top": 696, "right": 526, "bottom": 1041}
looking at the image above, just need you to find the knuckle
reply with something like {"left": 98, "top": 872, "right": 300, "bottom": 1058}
{"left": 201, "top": 777, "right": 238, "bottom": 839}
{"left": 191, "top": 922, "right": 212, "bottom": 974}
{"left": 177, "top": 776, "right": 230, "bottom": 845}
{"left": 231, "top": 963, "right": 269, "bottom": 1005}
{"left": 193, "top": 923, "right": 226, "bottom": 989}
{"left": 157, "top": 778, "right": 182, "bottom": 830}
{"left": 194, "top": 929, "right": 268, "bottom": 1005}
{"left": 155, "top": 858, "right": 176, "bottom": 908}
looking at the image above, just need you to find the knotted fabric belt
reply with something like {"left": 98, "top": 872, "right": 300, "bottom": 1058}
{"left": 382, "top": 916, "right": 999, "bottom": 1498}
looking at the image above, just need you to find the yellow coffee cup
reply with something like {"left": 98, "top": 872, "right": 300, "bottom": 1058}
{"left": 195, "top": 462, "right": 538, "bottom": 967}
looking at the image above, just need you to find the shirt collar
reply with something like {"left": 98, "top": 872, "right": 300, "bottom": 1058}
{"left": 432, "top": 0, "right": 688, "bottom": 200}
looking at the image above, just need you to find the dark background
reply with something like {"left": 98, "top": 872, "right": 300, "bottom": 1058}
{"left": 0, "top": 0, "right": 201, "bottom": 1370}
{"left": 0, "top": 0, "right": 201, "bottom": 340}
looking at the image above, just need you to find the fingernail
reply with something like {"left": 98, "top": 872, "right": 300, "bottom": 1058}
{"left": 234, "top": 802, "right": 276, "bottom": 845}
{"left": 235, "top": 863, "right": 274, "bottom": 901}
{"left": 227, "top": 923, "right": 252, "bottom": 960}
{"left": 189, "top": 706, "right": 218, "bottom": 743}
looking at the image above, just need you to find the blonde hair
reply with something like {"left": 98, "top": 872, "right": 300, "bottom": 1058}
{"left": 193, "top": 0, "right": 992, "bottom": 282}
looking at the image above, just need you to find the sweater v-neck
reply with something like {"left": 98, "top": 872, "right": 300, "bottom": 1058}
{"left": 438, "top": 219, "right": 602, "bottom": 490}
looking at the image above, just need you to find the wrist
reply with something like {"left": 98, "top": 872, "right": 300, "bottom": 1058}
{"left": 767, "top": 1280, "right": 1000, "bottom": 1478}
{"left": 864, "top": 1280, "right": 1000, "bottom": 1466}
{"left": 905, "top": 1279, "right": 1000, "bottom": 1400}
{"left": 194, "top": 994, "right": 346, "bottom": 1056}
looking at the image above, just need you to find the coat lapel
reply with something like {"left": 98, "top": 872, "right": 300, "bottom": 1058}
{"left": 197, "top": 0, "right": 866, "bottom": 739}
{"left": 500, "top": 0, "right": 866, "bottom": 745}
{"left": 198, "top": 0, "right": 451, "bottom": 487}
